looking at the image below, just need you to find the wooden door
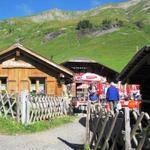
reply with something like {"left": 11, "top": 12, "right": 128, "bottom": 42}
{"left": 7, "top": 80, "right": 17, "bottom": 93}
{"left": 46, "top": 81, "right": 55, "bottom": 96}
{"left": 20, "top": 80, "right": 29, "bottom": 92}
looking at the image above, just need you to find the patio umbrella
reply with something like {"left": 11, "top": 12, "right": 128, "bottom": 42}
{"left": 81, "top": 73, "right": 104, "bottom": 82}
{"left": 74, "top": 73, "right": 84, "bottom": 82}
{"left": 77, "top": 83, "right": 89, "bottom": 89}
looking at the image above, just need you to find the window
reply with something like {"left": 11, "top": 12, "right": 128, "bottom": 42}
{"left": 30, "top": 78, "right": 45, "bottom": 94}
{"left": 0, "top": 78, "right": 7, "bottom": 90}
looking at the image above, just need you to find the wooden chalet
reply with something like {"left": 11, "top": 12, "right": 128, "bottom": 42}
{"left": 118, "top": 46, "right": 150, "bottom": 113}
{"left": 0, "top": 43, "right": 73, "bottom": 96}
{"left": 62, "top": 57, "right": 119, "bottom": 82}
{"left": 62, "top": 58, "right": 119, "bottom": 97}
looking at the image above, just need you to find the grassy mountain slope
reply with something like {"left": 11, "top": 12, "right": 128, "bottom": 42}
{"left": 0, "top": 0, "right": 150, "bottom": 72}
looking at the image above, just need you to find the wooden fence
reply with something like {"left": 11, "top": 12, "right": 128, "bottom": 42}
{"left": 26, "top": 94, "right": 68, "bottom": 124}
{"left": 0, "top": 93, "right": 18, "bottom": 119}
{"left": 0, "top": 92, "right": 68, "bottom": 125}
{"left": 85, "top": 102, "right": 150, "bottom": 150}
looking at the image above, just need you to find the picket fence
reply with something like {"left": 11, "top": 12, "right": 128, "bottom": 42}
{"left": 0, "top": 92, "right": 68, "bottom": 125}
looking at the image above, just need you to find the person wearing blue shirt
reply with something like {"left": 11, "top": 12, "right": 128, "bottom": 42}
{"left": 88, "top": 83, "right": 98, "bottom": 103}
{"left": 106, "top": 82, "right": 120, "bottom": 111}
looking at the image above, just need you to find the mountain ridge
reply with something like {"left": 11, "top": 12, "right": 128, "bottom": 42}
{"left": 29, "top": 0, "right": 142, "bottom": 22}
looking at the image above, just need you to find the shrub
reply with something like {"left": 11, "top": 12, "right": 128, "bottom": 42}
{"left": 76, "top": 20, "right": 93, "bottom": 30}
{"left": 102, "top": 19, "right": 112, "bottom": 30}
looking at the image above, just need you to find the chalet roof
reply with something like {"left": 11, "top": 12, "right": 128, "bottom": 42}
{"left": 0, "top": 43, "right": 74, "bottom": 77}
{"left": 117, "top": 45, "right": 150, "bottom": 84}
{"left": 66, "top": 57, "right": 97, "bottom": 63}
{"left": 62, "top": 57, "right": 119, "bottom": 82}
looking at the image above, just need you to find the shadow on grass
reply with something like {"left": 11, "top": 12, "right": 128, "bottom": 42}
{"left": 58, "top": 137, "right": 84, "bottom": 150}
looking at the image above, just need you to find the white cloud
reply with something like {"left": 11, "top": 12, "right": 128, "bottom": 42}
{"left": 16, "top": 4, "right": 33, "bottom": 15}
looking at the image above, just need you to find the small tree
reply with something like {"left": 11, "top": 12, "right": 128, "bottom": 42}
{"left": 102, "top": 19, "right": 112, "bottom": 30}
{"left": 76, "top": 20, "right": 93, "bottom": 30}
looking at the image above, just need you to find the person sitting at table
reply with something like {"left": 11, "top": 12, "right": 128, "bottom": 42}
{"left": 88, "top": 83, "right": 98, "bottom": 103}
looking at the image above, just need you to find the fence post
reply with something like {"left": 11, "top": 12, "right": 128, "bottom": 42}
{"left": 85, "top": 101, "right": 91, "bottom": 146}
{"left": 125, "top": 107, "right": 132, "bottom": 150}
{"left": 21, "top": 91, "right": 29, "bottom": 125}
{"left": 62, "top": 97, "right": 67, "bottom": 115}
{"left": 16, "top": 93, "right": 20, "bottom": 122}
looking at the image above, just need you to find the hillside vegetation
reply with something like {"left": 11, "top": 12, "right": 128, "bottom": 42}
{"left": 0, "top": 0, "right": 150, "bottom": 72}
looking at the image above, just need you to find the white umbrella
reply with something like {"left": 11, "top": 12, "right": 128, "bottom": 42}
{"left": 81, "top": 73, "right": 103, "bottom": 82}
{"left": 74, "top": 73, "right": 84, "bottom": 82}
{"left": 77, "top": 83, "right": 89, "bottom": 89}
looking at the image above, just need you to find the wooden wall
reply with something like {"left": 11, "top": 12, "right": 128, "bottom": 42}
{"left": 0, "top": 57, "right": 62, "bottom": 96}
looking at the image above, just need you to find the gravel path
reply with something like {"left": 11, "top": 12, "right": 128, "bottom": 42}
{"left": 0, "top": 115, "right": 86, "bottom": 150}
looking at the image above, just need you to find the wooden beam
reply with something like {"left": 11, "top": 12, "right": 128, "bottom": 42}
{"left": 122, "top": 55, "right": 148, "bottom": 84}
{"left": 16, "top": 50, "right": 21, "bottom": 57}
{"left": 0, "top": 51, "right": 16, "bottom": 62}
{"left": 125, "top": 107, "right": 131, "bottom": 150}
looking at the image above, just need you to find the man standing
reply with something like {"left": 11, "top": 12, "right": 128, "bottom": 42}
{"left": 106, "top": 82, "right": 120, "bottom": 111}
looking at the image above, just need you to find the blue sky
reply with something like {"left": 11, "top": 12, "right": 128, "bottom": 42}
{"left": 0, "top": 0, "right": 127, "bottom": 20}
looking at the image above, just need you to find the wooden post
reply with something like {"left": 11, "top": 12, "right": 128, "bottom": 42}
{"left": 85, "top": 101, "right": 91, "bottom": 146}
{"left": 125, "top": 107, "right": 132, "bottom": 150}
{"left": 16, "top": 93, "right": 20, "bottom": 122}
{"left": 21, "top": 91, "right": 29, "bottom": 125}
{"left": 26, "top": 96, "right": 30, "bottom": 125}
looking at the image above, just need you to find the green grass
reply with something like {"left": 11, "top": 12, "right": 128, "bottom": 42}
{"left": 0, "top": 0, "right": 149, "bottom": 72}
{"left": 0, "top": 115, "right": 76, "bottom": 135}
{"left": 84, "top": 145, "right": 91, "bottom": 150}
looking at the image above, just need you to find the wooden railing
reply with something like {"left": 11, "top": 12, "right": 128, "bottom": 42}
{"left": 85, "top": 101, "right": 150, "bottom": 150}
{"left": 0, "top": 92, "right": 68, "bottom": 125}
{"left": 0, "top": 93, "right": 19, "bottom": 119}
{"left": 27, "top": 95, "right": 68, "bottom": 124}
{"left": 130, "top": 110, "right": 150, "bottom": 149}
